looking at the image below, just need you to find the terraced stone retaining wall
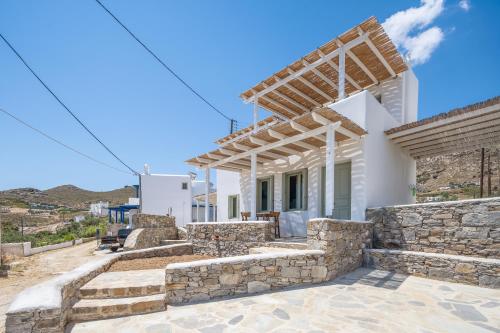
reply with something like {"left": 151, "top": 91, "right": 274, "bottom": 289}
{"left": 165, "top": 250, "right": 326, "bottom": 304}
{"left": 366, "top": 198, "right": 500, "bottom": 258}
{"left": 5, "top": 243, "right": 192, "bottom": 333}
{"left": 307, "top": 219, "right": 373, "bottom": 280}
{"left": 364, "top": 248, "right": 500, "bottom": 289}
{"left": 125, "top": 214, "right": 178, "bottom": 250}
{"left": 187, "top": 221, "right": 274, "bottom": 257}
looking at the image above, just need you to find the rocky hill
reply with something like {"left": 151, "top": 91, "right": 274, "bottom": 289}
{"left": 417, "top": 148, "right": 499, "bottom": 199}
{"left": 0, "top": 185, "right": 136, "bottom": 210}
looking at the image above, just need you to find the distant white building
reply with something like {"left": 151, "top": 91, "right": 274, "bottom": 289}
{"left": 90, "top": 201, "right": 109, "bottom": 217}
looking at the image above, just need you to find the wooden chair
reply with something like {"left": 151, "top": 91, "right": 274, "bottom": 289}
{"left": 241, "top": 212, "right": 250, "bottom": 221}
{"left": 269, "top": 211, "right": 280, "bottom": 238}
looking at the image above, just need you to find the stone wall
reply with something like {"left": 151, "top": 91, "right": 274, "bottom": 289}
{"left": 165, "top": 250, "right": 326, "bottom": 304}
{"left": 124, "top": 214, "right": 177, "bottom": 250}
{"left": 5, "top": 243, "right": 192, "bottom": 333}
{"left": 364, "top": 248, "right": 500, "bottom": 289}
{"left": 366, "top": 198, "right": 500, "bottom": 258}
{"left": 187, "top": 221, "right": 274, "bottom": 257}
{"left": 307, "top": 219, "right": 373, "bottom": 280}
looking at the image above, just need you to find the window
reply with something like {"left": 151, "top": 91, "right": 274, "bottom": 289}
{"left": 257, "top": 177, "right": 273, "bottom": 212}
{"left": 228, "top": 195, "right": 239, "bottom": 219}
{"left": 181, "top": 182, "right": 188, "bottom": 190}
{"left": 283, "top": 169, "right": 308, "bottom": 211}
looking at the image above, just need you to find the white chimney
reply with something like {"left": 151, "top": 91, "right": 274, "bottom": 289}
{"left": 144, "top": 164, "right": 151, "bottom": 175}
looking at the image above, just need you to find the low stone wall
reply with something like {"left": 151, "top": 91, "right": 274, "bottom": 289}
{"left": 124, "top": 214, "right": 178, "bottom": 250}
{"left": 364, "top": 248, "right": 500, "bottom": 289}
{"left": 177, "top": 227, "right": 187, "bottom": 240}
{"left": 187, "top": 221, "right": 274, "bottom": 257}
{"left": 366, "top": 198, "right": 500, "bottom": 258}
{"left": 165, "top": 250, "right": 326, "bottom": 304}
{"left": 1, "top": 238, "right": 95, "bottom": 258}
{"left": 307, "top": 219, "right": 373, "bottom": 279}
{"left": 5, "top": 243, "right": 192, "bottom": 333}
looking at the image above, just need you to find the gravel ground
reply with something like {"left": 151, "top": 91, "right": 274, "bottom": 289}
{"left": 0, "top": 241, "right": 99, "bottom": 333}
{"left": 107, "top": 255, "right": 215, "bottom": 272}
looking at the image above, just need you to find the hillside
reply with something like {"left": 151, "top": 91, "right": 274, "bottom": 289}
{"left": 0, "top": 185, "right": 136, "bottom": 210}
{"left": 416, "top": 148, "right": 499, "bottom": 199}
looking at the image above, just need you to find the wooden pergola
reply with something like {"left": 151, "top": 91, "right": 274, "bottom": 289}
{"left": 386, "top": 96, "right": 500, "bottom": 159}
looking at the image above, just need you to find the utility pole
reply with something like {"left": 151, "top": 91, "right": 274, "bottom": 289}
{"left": 480, "top": 148, "right": 485, "bottom": 198}
{"left": 488, "top": 149, "right": 492, "bottom": 197}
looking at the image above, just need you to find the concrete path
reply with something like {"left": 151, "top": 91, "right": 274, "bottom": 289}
{"left": 0, "top": 241, "right": 99, "bottom": 333}
{"left": 67, "top": 268, "right": 500, "bottom": 333}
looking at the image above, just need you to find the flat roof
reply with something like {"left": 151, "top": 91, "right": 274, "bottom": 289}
{"left": 386, "top": 96, "right": 500, "bottom": 158}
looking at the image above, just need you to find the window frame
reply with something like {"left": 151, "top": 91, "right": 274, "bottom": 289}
{"left": 257, "top": 176, "right": 274, "bottom": 212}
{"left": 227, "top": 194, "right": 239, "bottom": 219}
{"left": 283, "top": 169, "right": 308, "bottom": 212}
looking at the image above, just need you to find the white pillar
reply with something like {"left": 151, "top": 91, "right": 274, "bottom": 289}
{"left": 196, "top": 201, "right": 199, "bottom": 222}
{"left": 325, "top": 124, "right": 336, "bottom": 217}
{"left": 338, "top": 46, "right": 345, "bottom": 100}
{"left": 205, "top": 168, "right": 210, "bottom": 222}
{"left": 250, "top": 152, "right": 257, "bottom": 220}
{"left": 253, "top": 99, "right": 259, "bottom": 133}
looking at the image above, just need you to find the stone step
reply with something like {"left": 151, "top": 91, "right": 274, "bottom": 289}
{"left": 249, "top": 247, "right": 303, "bottom": 254}
{"left": 70, "top": 294, "right": 166, "bottom": 322}
{"left": 79, "top": 269, "right": 165, "bottom": 299}
{"left": 160, "top": 239, "right": 189, "bottom": 246}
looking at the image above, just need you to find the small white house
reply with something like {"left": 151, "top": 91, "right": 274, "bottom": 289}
{"left": 90, "top": 201, "right": 109, "bottom": 217}
{"left": 139, "top": 173, "right": 192, "bottom": 226}
{"left": 187, "top": 17, "right": 500, "bottom": 237}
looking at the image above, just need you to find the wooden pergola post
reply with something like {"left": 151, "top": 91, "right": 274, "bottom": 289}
{"left": 250, "top": 152, "right": 257, "bottom": 220}
{"left": 325, "top": 124, "right": 337, "bottom": 217}
{"left": 205, "top": 168, "right": 210, "bottom": 222}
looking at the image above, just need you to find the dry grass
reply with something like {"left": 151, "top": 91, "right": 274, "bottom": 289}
{"left": 107, "top": 255, "right": 215, "bottom": 272}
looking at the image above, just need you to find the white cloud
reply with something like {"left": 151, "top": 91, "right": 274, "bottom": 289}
{"left": 459, "top": 0, "right": 470, "bottom": 11}
{"left": 382, "top": 0, "right": 445, "bottom": 65}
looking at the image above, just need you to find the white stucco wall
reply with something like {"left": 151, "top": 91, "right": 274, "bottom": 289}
{"left": 216, "top": 169, "right": 242, "bottom": 222}
{"left": 140, "top": 174, "right": 192, "bottom": 226}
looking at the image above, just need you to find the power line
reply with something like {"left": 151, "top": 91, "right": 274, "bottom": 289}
{"left": 0, "top": 107, "right": 133, "bottom": 175}
{"left": 0, "top": 32, "right": 140, "bottom": 175}
{"left": 94, "top": 0, "right": 237, "bottom": 127}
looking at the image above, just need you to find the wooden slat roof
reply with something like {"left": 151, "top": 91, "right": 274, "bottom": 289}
{"left": 215, "top": 116, "right": 278, "bottom": 145}
{"left": 187, "top": 108, "right": 367, "bottom": 170}
{"left": 240, "top": 16, "right": 407, "bottom": 119}
{"left": 386, "top": 96, "right": 500, "bottom": 159}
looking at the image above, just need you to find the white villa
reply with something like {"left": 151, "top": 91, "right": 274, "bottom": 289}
{"left": 187, "top": 17, "right": 500, "bottom": 237}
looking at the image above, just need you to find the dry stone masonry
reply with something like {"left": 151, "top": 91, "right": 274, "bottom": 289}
{"left": 307, "top": 219, "right": 373, "bottom": 279}
{"left": 124, "top": 214, "right": 178, "bottom": 250}
{"left": 165, "top": 250, "right": 326, "bottom": 304}
{"left": 187, "top": 221, "right": 274, "bottom": 257}
{"left": 364, "top": 248, "right": 500, "bottom": 289}
{"left": 366, "top": 198, "right": 500, "bottom": 258}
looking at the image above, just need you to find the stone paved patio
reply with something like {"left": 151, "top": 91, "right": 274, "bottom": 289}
{"left": 67, "top": 268, "right": 500, "bottom": 333}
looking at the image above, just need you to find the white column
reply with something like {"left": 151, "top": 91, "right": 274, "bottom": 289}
{"left": 253, "top": 98, "right": 259, "bottom": 133}
{"left": 204, "top": 168, "right": 210, "bottom": 222}
{"left": 250, "top": 152, "right": 257, "bottom": 220}
{"left": 196, "top": 201, "right": 199, "bottom": 222}
{"left": 338, "top": 46, "right": 345, "bottom": 100}
{"left": 325, "top": 124, "right": 336, "bottom": 217}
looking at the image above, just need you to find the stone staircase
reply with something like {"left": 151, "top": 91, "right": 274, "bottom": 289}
{"left": 70, "top": 269, "right": 166, "bottom": 322}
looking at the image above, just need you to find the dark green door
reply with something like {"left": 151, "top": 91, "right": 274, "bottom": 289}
{"left": 321, "top": 162, "right": 351, "bottom": 219}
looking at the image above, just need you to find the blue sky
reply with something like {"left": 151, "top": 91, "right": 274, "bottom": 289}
{"left": 0, "top": 0, "right": 498, "bottom": 191}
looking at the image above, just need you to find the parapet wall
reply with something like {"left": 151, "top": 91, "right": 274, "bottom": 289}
{"left": 307, "top": 219, "right": 373, "bottom": 279}
{"left": 366, "top": 198, "right": 500, "bottom": 258}
{"left": 165, "top": 250, "right": 326, "bottom": 304}
{"left": 186, "top": 221, "right": 274, "bottom": 257}
{"left": 125, "top": 214, "right": 178, "bottom": 250}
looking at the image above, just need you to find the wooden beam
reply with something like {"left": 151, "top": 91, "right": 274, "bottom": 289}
{"left": 337, "top": 39, "right": 378, "bottom": 85}
{"left": 281, "top": 80, "right": 321, "bottom": 107}
{"left": 310, "top": 112, "right": 362, "bottom": 141}
{"left": 264, "top": 87, "right": 309, "bottom": 113}
{"left": 207, "top": 122, "right": 341, "bottom": 168}
{"left": 268, "top": 129, "right": 318, "bottom": 151}
{"left": 317, "top": 50, "right": 361, "bottom": 90}
{"left": 292, "top": 71, "right": 334, "bottom": 101}
{"left": 290, "top": 120, "right": 326, "bottom": 142}
{"left": 258, "top": 95, "right": 300, "bottom": 117}
{"left": 364, "top": 34, "right": 396, "bottom": 77}
{"left": 231, "top": 142, "right": 289, "bottom": 159}
{"left": 249, "top": 136, "right": 302, "bottom": 155}
{"left": 303, "top": 59, "right": 338, "bottom": 90}
{"left": 244, "top": 33, "right": 368, "bottom": 103}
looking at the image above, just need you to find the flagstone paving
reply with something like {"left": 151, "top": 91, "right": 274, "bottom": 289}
{"left": 67, "top": 268, "right": 500, "bottom": 333}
